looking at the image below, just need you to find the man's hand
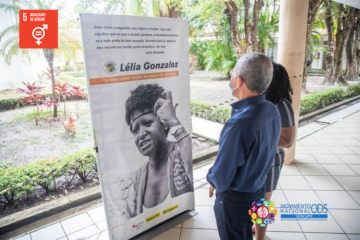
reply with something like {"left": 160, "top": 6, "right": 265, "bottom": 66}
{"left": 209, "top": 185, "right": 215, "bottom": 198}
{"left": 154, "top": 91, "right": 180, "bottom": 128}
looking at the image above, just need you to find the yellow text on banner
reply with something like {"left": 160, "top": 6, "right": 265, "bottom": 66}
{"left": 162, "top": 204, "right": 179, "bottom": 215}
{"left": 145, "top": 212, "right": 161, "bottom": 223}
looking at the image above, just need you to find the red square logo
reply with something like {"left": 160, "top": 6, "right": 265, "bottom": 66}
{"left": 19, "top": 10, "right": 58, "bottom": 49}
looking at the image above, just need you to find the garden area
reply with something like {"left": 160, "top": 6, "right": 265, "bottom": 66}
{"left": 0, "top": 77, "right": 217, "bottom": 217}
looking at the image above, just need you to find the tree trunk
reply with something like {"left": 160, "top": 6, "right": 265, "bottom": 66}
{"left": 345, "top": 13, "right": 360, "bottom": 81}
{"left": 323, "top": 4, "right": 353, "bottom": 85}
{"left": 324, "top": 0, "right": 334, "bottom": 84}
{"left": 250, "top": 0, "right": 263, "bottom": 53}
{"left": 166, "top": 4, "right": 181, "bottom": 18}
{"left": 302, "top": 0, "right": 324, "bottom": 90}
{"left": 355, "top": 20, "right": 360, "bottom": 79}
{"left": 330, "top": 5, "right": 346, "bottom": 85}
{"left": 345, "top": 26, "right": 355, "bottom": 80}
{"left": 243, "top": 0, "right": 252, "bottom": 53}
{"left": 330, "top": 6, "right": 356, "bottom": 85}
{"left": 43, "top": 48, "right": 57, "bottom": 118}
{"left": 224, "top": 1, "right": 243, "bottom": 59}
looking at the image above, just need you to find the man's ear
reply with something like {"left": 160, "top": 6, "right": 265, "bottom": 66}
{"left": 237, "top": 76, "right": 244, "bottom": 87}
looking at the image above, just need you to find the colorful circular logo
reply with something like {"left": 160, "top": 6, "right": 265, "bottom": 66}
{"left": 104, "top": 61, "right": 116, "bottom": 74}
{"left": 249, "top": 198, "right": 277, "bottom": 227}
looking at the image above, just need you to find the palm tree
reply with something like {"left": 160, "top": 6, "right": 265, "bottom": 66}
{"left": 256, "top": 8, "right": 279, "bottom": 54}
{"left": 0, "top": 0, "right": 81, "bottom": 118}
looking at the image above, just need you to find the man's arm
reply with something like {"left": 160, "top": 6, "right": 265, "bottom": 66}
{"left": 206, "top": 121, "right": 247, "bottom": 192}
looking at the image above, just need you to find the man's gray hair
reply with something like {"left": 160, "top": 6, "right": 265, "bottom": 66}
{"left": 232, "top": 53, "right": 273, "bottom": 94}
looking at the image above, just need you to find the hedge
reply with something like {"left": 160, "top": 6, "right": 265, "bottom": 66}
{"left": 307, "top": 69, "right": 360, "bottom": 77}
{"left": 308, "top": 68, "right": 326, "bottom": 75}
{"left": 0, "top": 149, "right": 96, "bottom": 205}
{"left": 0, "top": 94, "right": 87, "bottom": 112}
{"left": 59, "top": 73, "right": 86, "bottom": 86}
{"left": 59, "top": 64, "right": 85, "bottom": 72}
{"left": 0, "top": 97, "right": 27, "bottom": 111}
{"left": 191, "top": 83, "right": 360, "bottom": 123}
{"left": 64, "top": 71, "right": 86, "bottom": 78}
{"left": 300, "top": 88, "right": 345, "bottom": 115}
{"left": 346, "top": 83, "right": 360, "bottom": 98}
{"left": 190, "top": 100, "right": 230, "bottom": 124}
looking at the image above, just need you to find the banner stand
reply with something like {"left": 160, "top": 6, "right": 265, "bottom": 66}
{"left": 131, "top": 210, "right": 198, "bottom": 240}
{"left": 80, "top": 14, "right": 195, "bottom": 239}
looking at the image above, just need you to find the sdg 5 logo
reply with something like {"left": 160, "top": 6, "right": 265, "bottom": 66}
{"left": 249, "top": 198, "right": 277, "bottom": 227}
{"left": 19, "top": 10, "right": 58, "bottom": 49}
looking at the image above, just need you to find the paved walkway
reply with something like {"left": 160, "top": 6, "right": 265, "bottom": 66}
{"left": 11, "top": 104, "right": 360, "bottom": 240}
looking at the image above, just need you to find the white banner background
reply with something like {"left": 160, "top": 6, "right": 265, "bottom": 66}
{"left": 80, "top": 14, "right": 194, "bottom": 240}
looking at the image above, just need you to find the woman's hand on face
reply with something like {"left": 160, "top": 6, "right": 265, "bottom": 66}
{"left": 154, "top": 91, "right": 180, "bottom": 128}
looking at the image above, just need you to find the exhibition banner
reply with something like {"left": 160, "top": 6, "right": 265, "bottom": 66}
{"left": 80, "top": 14, "right": 194, "bottom": 239}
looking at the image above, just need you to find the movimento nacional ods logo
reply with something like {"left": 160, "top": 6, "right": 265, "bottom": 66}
{"left": 249, "top": 198, "right": 277, "bottom": 227}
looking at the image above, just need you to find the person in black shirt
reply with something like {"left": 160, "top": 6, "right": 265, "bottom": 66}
{"left": 254, "top": 62, "right": 296, "bottom": 240}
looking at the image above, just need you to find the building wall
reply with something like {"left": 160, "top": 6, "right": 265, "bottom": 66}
{"left": 0, "top": 0, "right": 62, "bottom": 91}
{"left": 0, "top": 0, "right": 29, "bottom": 91}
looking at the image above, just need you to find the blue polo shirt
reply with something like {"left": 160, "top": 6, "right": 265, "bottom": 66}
{"left": 207, "top": 95, "right": 281, "bottom": 193}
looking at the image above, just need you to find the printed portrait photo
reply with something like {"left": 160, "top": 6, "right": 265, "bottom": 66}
{"left": 121, "top": 83, "right": 194, "bottom": 219}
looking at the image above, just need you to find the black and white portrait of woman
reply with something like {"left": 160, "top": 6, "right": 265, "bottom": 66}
{"left": 124, "top": 83, "right": 194, "bottom": 219}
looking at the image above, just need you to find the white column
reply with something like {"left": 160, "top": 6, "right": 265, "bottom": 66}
{"left": 277, "top": 0, "right": 309, "bottom": 164}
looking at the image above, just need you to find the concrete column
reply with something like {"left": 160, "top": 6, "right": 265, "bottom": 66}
{"left": 277, "top": 0, "right": 309, "bottom": 164}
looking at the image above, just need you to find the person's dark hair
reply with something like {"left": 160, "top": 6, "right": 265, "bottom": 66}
{"left": 265, "top": 62, "right": 293, "bottom": 104}
{"left": 125, "top": 83, "right": 164, "bottom": 126}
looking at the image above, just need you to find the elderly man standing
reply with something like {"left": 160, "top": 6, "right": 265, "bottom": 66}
{"left": 207, "top": 53, "right": 281, "bottom": 240}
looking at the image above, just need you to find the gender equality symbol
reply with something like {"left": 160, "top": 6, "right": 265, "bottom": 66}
{"left": 32, "top": 24, "right": 48, "bottom": 45}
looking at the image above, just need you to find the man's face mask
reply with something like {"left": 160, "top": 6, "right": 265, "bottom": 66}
{"left": 229, "top": 75, "right": 240, "bottom": 97}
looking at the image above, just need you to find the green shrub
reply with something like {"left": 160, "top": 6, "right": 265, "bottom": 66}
{"left": 300, "top": 88, "right": 345, "bottom": 115}
{"left": 59, "top": 64, "right": 84, "bottom": 72}
{"left": 60, "top": 65, "right": 75, "bottom": 72}
{"left": 31, "top": 159, "right": 63, "bottom": 193}
{"left": 204, "top": 39, "right": 237, "bottom": 78}
{"left": 0, "top": 166, "right": 31, "bottom": 204}
{"left": 60, "top": 73, "right": 86, "bottom": 86}
{"left": 0, "top": 161, "right": 11, "bottom": 169}
{"left": 60, "top": 149, "right": 95, "bottom": 182}
{"left": 0, "top": 149, "right": 96, "bottom": 205}
{"left": 307, "top": 68, "right": 326, "bottom": 75}
{"left": 190, "top": 40, "right": 210, "bottom": 70}
{"left": 65, "top": 71, "right": 86, "bottom": 78}
{"left": 0, "top": 97, "right": 26, "bottom": 111}
{"left": 0, "top": 93, "right": 85, "bottom": 113}
{"left": 346, "top": 83, "right": 360, "bottom": 97}
{"left": 76, "top": 63, "right": 85, "bottom": 71}
{"left": 190, "top": 100, "right": 231, "bottom": 124}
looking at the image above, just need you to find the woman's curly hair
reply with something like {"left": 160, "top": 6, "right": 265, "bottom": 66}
{"left": 265, "top": 62, "right": 293, "bottom": 104}
{"left": 125, "top": 84, "right": 165, "bottom": 126}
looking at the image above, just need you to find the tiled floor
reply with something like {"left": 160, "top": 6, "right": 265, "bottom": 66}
{"left": 13, "top": 110, "right": 360, "bottom": 240}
